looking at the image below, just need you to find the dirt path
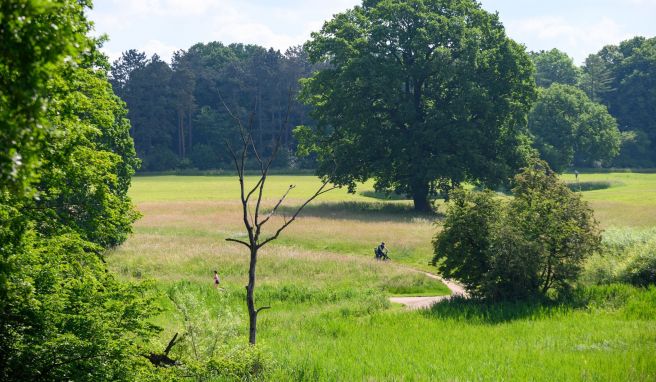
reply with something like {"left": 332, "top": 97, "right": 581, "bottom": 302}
{"left": 389, "top": 269, "right": 467, "bottom": 310}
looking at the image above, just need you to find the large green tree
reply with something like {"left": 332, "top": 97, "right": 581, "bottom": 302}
{"left": 580, "top": 54, "right": 614, "bottom": 103}
{"left": 594, "top": 37, "right": 656, "bottom": 167}
{"left": 298, "top": 0, "right": 536, "bottom": 211}
{"left": 1, "top": 53, "right": 161, "bottom": 382}
{"left": 530, "top": 48, "right": 580, "bottom": 88}
{"left": 0, "top": 0, "right": 92, "bottom": 192}
{"left": 1, "top": 2, "right": 161, "bottom": 379}
{"left": 528, "top": 84, "right": 620, "bottom": 170}
{"left": 1, "top": 0, "right": 94, "bottom": 339}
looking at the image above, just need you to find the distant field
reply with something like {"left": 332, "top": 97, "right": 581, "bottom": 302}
{"left": 109, "top": 173, "right": 656, "bottom": 380}
{"left": 560, "top": 173, "right": 656, "bottom": 227}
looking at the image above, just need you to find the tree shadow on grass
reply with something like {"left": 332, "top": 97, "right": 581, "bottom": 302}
{"left": 278, "top": 201, "right": 444, "bottom": 223}
{"left": 421, "top": 295, "right": 571, "bottom": 324}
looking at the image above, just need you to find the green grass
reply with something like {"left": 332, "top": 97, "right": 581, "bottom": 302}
{"left": 560, "top": 173, "right": 656, "bottom": 227}
{"left": 265, "top": 288, "right": 656, "bottom": 381}
{"left": 107, "top": 173, "right": 656, "bottom": 381}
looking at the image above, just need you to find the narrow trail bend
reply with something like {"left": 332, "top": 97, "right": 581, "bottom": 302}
{"left": 389, "top": 269, "right": 467, "bottom": 310}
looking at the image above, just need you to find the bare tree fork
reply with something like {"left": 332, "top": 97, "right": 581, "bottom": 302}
{"left": 221, "top": 90, "right": 336, "bottom": 345}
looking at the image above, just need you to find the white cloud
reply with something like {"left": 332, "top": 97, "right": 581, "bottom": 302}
{"left": 107, "top": 0, "right": 221, "bottom": 16}
{"left": 90, "top": 0, "right": 653, "bottom": 66}
{"left": 506, "top": 16, "right": 631, "bottom": 63}
{"left": 141, "top": 39, "right": 180, "bottom": 62}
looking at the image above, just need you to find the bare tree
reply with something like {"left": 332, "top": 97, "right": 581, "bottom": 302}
{"left": 222, "top": 94, "right": 336, "bottom": 345}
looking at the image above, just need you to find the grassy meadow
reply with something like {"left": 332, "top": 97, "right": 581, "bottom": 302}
{"left": 109, "top": 173, "right": 656, "bottom": 380}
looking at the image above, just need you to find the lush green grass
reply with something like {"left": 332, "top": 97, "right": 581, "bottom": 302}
{"left": 265, "top": 287, "right": 656, "bottom": 381}
{"left": 108, "top": 173, "right": 656, "bottom": 381}
{"left": 560, "top": 173, "right": 656, "bottom": 227}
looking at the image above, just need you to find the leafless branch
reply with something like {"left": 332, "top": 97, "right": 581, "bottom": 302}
{"left": 258, "top": 181, "right": 337, "bottom": 248}
{"left": 255, "top": 306, "right": 271, "bottom": 314}
{"left": 258, "top": 184, "right": 295, "bottom": 227}
{"left": 225, "top": 238, "right": 251, "bottom": 249}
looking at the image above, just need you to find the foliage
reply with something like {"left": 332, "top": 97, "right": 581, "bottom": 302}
{"left": 594, "top": 37, "right": 656, "bottom": 167}
{"left": 0, "top": 0, "right": 92, "bottom": 192}
{"left": 613, "top": 130, "right": 654, "bottom": 168}
{"left": 530, "top": 48, "right": 581, "bottom": 88}
{"left": 0, "top": 2, "right": 161, "bottom": 380}
{"left": 433, "top": 160, "right": 602, "bottom": 300}
{"left": 1, "top": 232, "right": 161, "bottom": 381}
{"left": 432, "top": 189, "right": 501, "bottom": 295}
{"left": 112, "top": 43, "right": 319, "bottom": 172}
{"left": 299, "top": 0, "right": 537, "bottom": 211}
{"left": 528, "top": 84, "right": 621, "bottom": 170}
{"left": 27, "top": 56, "right": 141, "bottom": 248}
{"left": 583, "top": 227, "right": 656, "bottom": 287}
{"left": 1, "top": 0, "right": 95, "bottom": 345}
{"left": 163, "top": 282, "right": 272, "bottom": 380}
{"left": 579, "top": 54, "right": 614, "bottom": 103}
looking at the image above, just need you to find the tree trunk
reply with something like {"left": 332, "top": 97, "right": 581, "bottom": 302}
{"left": 246, "top": 248, "right": 258, "bottom": 345}
{"left": 411, "top": 182, "right": 431, "bottom": 212}
{"left": 188, "top": 105, "right": 193, "bottom": 150}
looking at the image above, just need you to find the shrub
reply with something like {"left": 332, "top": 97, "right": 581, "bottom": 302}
{"left": 582, "top": 227, "right": 656, "bottom": 287}
{"left": 433, "top": 160, "right": 601, "bottom": 300}
{"left": 432, "top": 189, "right": 501, "bottom": 297}
{"left": 619, "top": 250, "right": 656, "bottom": 287}
{"left": 205, "top": 344, "right": 271, "bottom": 380}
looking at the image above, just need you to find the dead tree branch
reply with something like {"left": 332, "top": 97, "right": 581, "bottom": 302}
{"left": 221, "top": 89, "right": 336, "bottom": 345}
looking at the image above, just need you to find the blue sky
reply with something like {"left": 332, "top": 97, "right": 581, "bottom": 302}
{"left": 89, "top": 0, "right": 656, "bottom": 65}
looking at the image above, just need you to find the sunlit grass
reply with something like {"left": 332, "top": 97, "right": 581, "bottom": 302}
{"left": 107, "top": 173, "right": 656, "bottom": 381}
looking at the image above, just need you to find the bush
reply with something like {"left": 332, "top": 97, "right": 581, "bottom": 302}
{"left": 620, "top": 251, "right": 656, "bottom": 286}
{"left": 433, "top": 160, "right": 601, "bottom": 300}
{"left": 205, "top": 345, "right": 271, "bottom": 380}
{"left": 432, "top": 189, "right": 501, "bottom": 297}
{"left": 582, "top": 227, "right": 656, "bottom": 287}
{"left": 564, "top": 180, "right": 615, "bottom": 192}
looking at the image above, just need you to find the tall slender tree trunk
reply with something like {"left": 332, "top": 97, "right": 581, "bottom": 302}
{"left": 178, "top": 112, "right": 185, "bottom": 158}
{"left": 188, "top": 105, "right": 193, "bottom": 150}
{"left": 246, "top": 247, "right": 258, "bottom": 344}
{"left": 411, "top": 182, "right": 431, "bottom": 212}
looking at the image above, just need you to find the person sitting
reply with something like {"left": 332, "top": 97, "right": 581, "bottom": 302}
{"left": 374, "top": 242, "right": 389, "bottom": 260}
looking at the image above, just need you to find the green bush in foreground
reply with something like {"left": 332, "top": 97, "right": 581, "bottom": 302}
{"left": 433, "top": 161, "right": 601, "bottom": 300}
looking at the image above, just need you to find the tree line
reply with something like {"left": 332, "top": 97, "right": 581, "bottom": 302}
{"left": 529, "top": 38, "right": 656, "bottom": 170}
{"left": 110, "top": 44, "right": 319, "bottom": 171}
{"left": 113, "top": 38, "right": 654, "bottom": 175}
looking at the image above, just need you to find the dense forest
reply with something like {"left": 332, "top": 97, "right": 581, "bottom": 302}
{"left": 110, "top": 44, "right": 319, "bottom": 171}
{"left": 113, "top": 36, "right": 655, "bottom": 172}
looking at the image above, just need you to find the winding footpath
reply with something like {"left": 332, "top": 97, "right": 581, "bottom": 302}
{"left": 389, "top": 269, "right": 468, "bottom": 310}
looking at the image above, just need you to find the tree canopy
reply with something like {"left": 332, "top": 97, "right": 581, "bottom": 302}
{"left": 528, "top": 84, "right": 621, "bottom": 171}
{"left": 600, "top": 37, "right": 656, "bottom": 166}
{"left": 298, "top": 0, "right": 537, "bottom": 211}
{"left": 111, "top": 43, "right": 319, "bottom": 171}
{"left": 1, "top": 2, "right": 161, "bottom": 379}
{"left": 530, "top": 48, "right": 580, "bottom": 88}
{"left": 0, "top": 0, "right": 92, "bottom": 193}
